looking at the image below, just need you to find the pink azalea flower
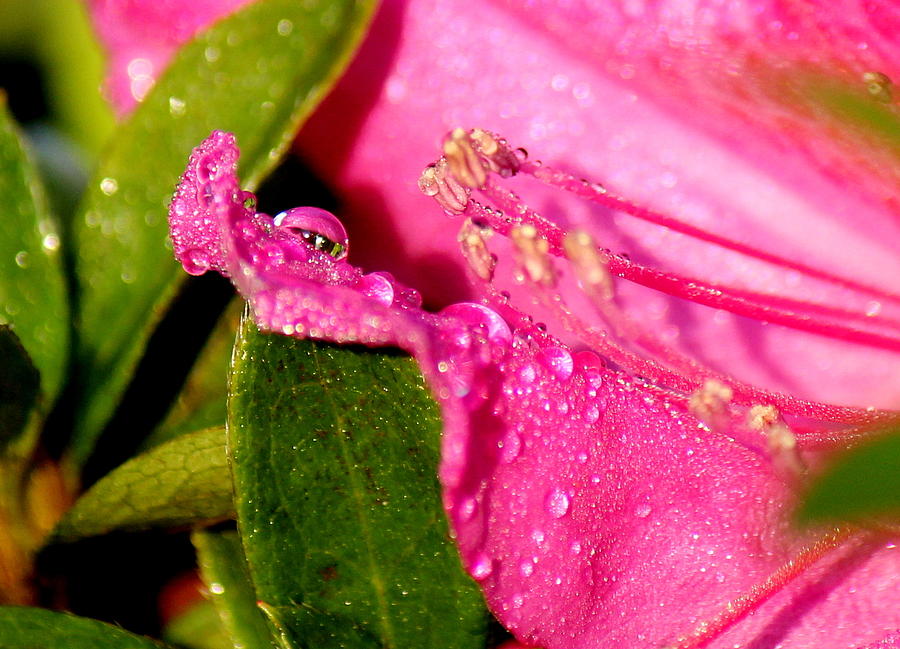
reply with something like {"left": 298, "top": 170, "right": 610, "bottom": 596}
{"left": 100, "top": 0, "right": 900, "bottom": 645}
{"left": 169, "top": 128, "right": 900, "bottom": 649}
{"left": 90, "top": 0, "right": 900, "bottom": 411}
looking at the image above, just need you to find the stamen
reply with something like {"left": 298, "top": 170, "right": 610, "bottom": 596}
{"left": 444, "top": 127, "right": 488, "bottom": 188}
{"left": 511, "top": 224, "right": 555, "bottom": 287}
{"left": 748, "top": 404, "right": 806, "bottom": 476}
{"left": 688, "top": 380, "right": 734, "bottom": 433}
{"left": 563, "top": 230, "right": 615, "bottom": 301}
{"left": 863, "top": 71, "right": 893, "bottom": 103}
{"left": 418, "top": 158, "right": 470, "bottom": 214}
{"left": 458, "top": 219, "right": 496, "bottom": 281}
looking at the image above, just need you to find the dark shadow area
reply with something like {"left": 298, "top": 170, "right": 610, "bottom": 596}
{"left": 0, "top": 57, "right": 48, "bottom": 123}
{"left": 79, "top": 273, "right": 234, "bottom": 486}
{"left": 37, "top": 530, "right": 197, "bottom": 637}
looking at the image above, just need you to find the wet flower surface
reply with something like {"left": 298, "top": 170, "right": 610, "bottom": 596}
{"left": 170, "top": 129, "right": 900, "bottom": 649}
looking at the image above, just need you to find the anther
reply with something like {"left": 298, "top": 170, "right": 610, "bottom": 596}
{"left": 862, "top": 71, "right": 893, "bottom": 103}
{"left": 418, "top": 158, "right": 470, "bottom": 214}
{"left": 511, "top": 223, "right": 555, "bottom": 286}
{"left": 458, "top": 219, "right": 496, "bottom": 281}
{"left": 563, "top": 230, "right": 614, "bottom": 301}
{"left": 688, "top": 379, "right": 734, "bottom": 432}
{"left": 747, "top": 405, "right": 806, "bottom": 476}
{"left": 444, "top": 127, "right": 488, "bottom": 188}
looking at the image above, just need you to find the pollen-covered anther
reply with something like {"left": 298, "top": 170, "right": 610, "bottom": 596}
{"left": 862, "top": 71, "right": 893, "bottom": 103}
{"left": 688, "top": 379, "right": 734, "bottom": 432}
{"left": 563, "top": 230, "right": 614, "bottom": 300}
{"left": 458, "top": 218, "right": 496, "bottom": 281}
{"left": 418, "top": 158, "right": 470, "bottom": 214}
{"left": 444, "top": 127, "right": 489, "bottom": 188}
{"left": 747, "top": 404, "right": 806, "bottom": 476}
{"left": 511, "top": 223, "right": 555, "bottom": 287}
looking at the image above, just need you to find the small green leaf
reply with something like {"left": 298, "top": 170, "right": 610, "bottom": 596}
{"left": 798, "top": 425, "right": 900, "bottom": 524}
{"left": 0, "top": 100, "right": 68, "bottom": 409}
{"left": 71, "top": 0, "right": 379, "bottom": 464}
{"left": 0, "top": 606, "right": 172, "bottom": 648}
{"left": 0, "top": 326, "right": 39, "bottom": 449}
{"left": 229, "top": 317, "right": 488, "bottom": 649}
{"left": 52, "top": 427, "right": 231, "bottom": 542}
{"left": 194, "top": 528, "right": 278, "bottom": 649}
{"left": 162, "top": 598, "right": 233, "bottom": 649}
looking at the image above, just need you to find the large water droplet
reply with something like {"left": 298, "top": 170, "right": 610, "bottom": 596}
{"left": 635, "top": 503, "right": 652, "bottom": 518}
{"left": 546, "top": 488, "right": 570, "bottom": 518}
{"left": 499, "top": 431, "right": 522, "bottom": 463}
{"left": 273, "top": 207, "right": 349, "bottom": 260}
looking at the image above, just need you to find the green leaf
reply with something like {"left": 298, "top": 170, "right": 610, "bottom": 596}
{"left": 229, "top": 317, "right": 488, "bottom": 649}
{"left": 194, "top": 528, "right": 278, "bottom": 649}
{"left": 0, "top": 606, "right": 172, "bottom": 648}
{"left": 52, "top": 427, "right": 231, "bottom": 542}
{"left": 797, "top": 425, "right": 900, "bottom": 524}
{"left": 162, "top": 598, "right": 233, "bottom": 649}
{"left": 0, "top": 99, "right": 68, "bottom": 409}
{"left": 0, "top": 326, "right": 39, "bottom": 449}
{"left": 71, "top": 0, "right": 379, "bottom": 465}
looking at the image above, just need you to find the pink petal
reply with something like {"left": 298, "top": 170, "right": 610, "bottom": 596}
{"left": 294, "top": 0, "right": 900, "bottom": 409}
{"left": 87, "top": 0, "right": 255, "bottom": 113}
{"left": 169, "top": 132, "right": 900, "bottom": 649}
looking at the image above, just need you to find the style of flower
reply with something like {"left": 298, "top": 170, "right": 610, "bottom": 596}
{"left": 170, "top": 128, "right": 900, "bottom": 649}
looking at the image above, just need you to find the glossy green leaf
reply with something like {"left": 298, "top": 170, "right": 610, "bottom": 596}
{"left": 71, "top": 0, "right": 379, "bottom": 464}
{"left": 0, "top": 326, "right": 39, "bottom": 449}
{"left": 0, "top": 606, "right": 172, "bottom": 648}
{"left": 229, "top": 317, "right": 488, "bottom": 649}
{"left": 798, "top": 425, "right": 900, "bottom": 524}
{"left": 194, "top": 528, "right": 278, "bottom": 649}
{"left": 0, "top": 100, "right": 68, "bottom": 408}
{"left": 52, "top": 427, "right": 231, "bottom": 542}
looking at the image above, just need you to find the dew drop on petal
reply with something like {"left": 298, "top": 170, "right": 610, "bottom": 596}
{"left": 273, "top": 207, "right": 349, "bottom": 260}
{"left": 356, "top": 272, "right": 395, "bottom": 306}
{"left": 441, "top": 302, "right": 512, "bottom": 346}
{"left": 470, "top": 553, "right": 493, "bottom": 581}
{"left": 541, "top": 346, "right": 574, "bottom": 381}
{"left": 459, "top": 497, "right": 478, "bottom": 522}
{"left": 546, "top": 488, "right": 570, "bottom": 518}
{"left": 520, "top": 560, "right": 535, "bottom": 577}
{"left": 500, "top": 430, "right": 522, "bottom": 463}
{"left": 635, "top": 503, "right": 652, "bottom": 518}
{"left": 182, "top": 249, "right": 210, "bottom": 276}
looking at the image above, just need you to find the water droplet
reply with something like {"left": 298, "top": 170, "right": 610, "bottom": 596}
{"left": 635, "top": 503, "right": 652, "bottom": 518}
{"left": 356, "top": 273, "right": 394, "bottom": 306}
{"left": 518, "top": 363, "right": 537, "bottom": 384}
{"left": 14, "top": 251, "right": 29, "bottom": 268}
{"left": 865, "top": 301, "right": 882, "bottom": 317}
{"left": 459, "top": 497, "right": 477, "bottom": 522}
{"left": 519, "top": 560, "right": 535, "bottom": 577}
{"left": 41, "top": 233, "right": 60, "bottom": 252}
{"left": 99, "top": 177, "right": 118, "bottom": 196}
{"left": 209, "top": 582, "right": 225, "bottom": 595}
{"left": 277, "top": 18, "right": 293, "bottom": 35}
{"left": 500, "top": 431, "right": 522, "bottom": 463}
{"left": 441, "top": 302, "right": 512, "bottom": 346}
{"left": 540, "top": 346, "right": 574, "bottom": 381}
{"left": 182, "top": 249, "right": 210, "bottom": 276}
{"left": 470, "top": 553, "right": 493, "bottom": 581}
{"left": 273, "top": 207, "right": 349, "bottom": 260}
{"left": 168, "top": 96, "right": 186, "bottom": 116}
{"left": 546, "top": 488, "right": 570, "bottom": 518}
